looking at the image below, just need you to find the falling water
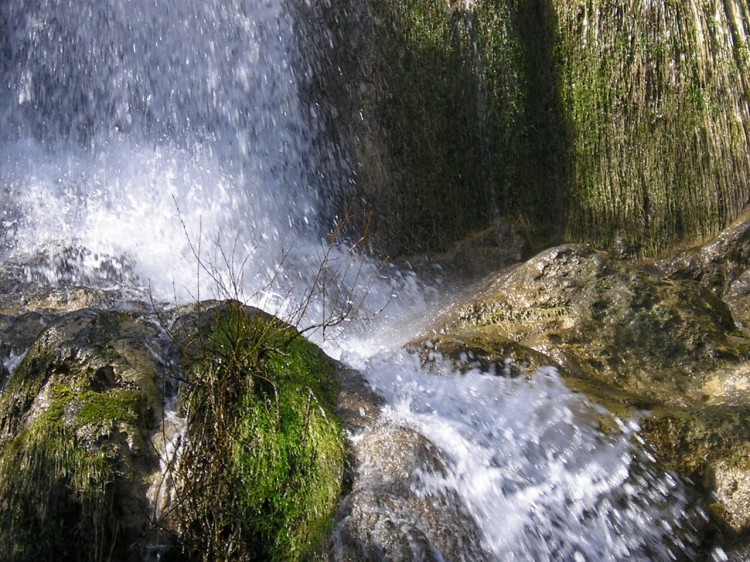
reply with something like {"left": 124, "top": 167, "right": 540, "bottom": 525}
{"left": 0, "top": 0, "right": 358, "bottom": 315}
{"left": 0, "top": 1, "right": 713, "bottom": 559}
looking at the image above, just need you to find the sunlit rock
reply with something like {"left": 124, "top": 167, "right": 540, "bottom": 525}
{"left": 659, "top": 208, "right": 750, "bottom": 335}
{"left": 0, "top": 307, "right": 165, "bottom": 560}
{"left": 415, "top": 242, "right": 750, "bottom": 545}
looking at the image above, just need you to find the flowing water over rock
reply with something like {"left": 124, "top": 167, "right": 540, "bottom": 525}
{"left": 0, "top": 0, "right": 720, "bottom": 559}
{"left": 334, "top": 347, "right": 705, "bottom": 561}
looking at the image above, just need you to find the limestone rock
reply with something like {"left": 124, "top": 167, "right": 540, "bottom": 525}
{"left": 415, "top": 243, "right": 750, "bottom": 542}
{"left": 0, "top": 307, "right": 168, "bottom": 561}
{"left": 424, "top": 244, "right": 743, "bottom": 407}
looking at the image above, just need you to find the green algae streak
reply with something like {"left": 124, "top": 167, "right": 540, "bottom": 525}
{"left": 328, "top": 0, "right": 750, "bottom": 256}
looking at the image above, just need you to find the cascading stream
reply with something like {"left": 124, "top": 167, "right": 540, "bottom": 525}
{"left": 0, "top": 1, "right": 713, "bottom": 559}
{"left": 340, "top": 346, "right": 704, "bottom": 561}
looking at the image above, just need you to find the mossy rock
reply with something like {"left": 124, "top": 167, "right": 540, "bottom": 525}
{"left": 0, "top": 299, "right": 351, "bottom": 561}
{"left": 0, "top": 309, "right": 162, "bottom": 561}
{"left": 414, "top": 244, "right": 750, "bottom": 542}
{"left": 173, "top": 301, "right": 346, "bottom": 562}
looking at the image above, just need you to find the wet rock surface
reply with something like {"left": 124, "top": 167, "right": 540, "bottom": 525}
{"left": 329, "top": 422, "right": 490, "bottom": 562}
{"left": 658, "top": 207, "right": 750, "bottom": 334}
{"left": 0, "top": 303, "right": 170, "bottom": 560}
{"left": 7, "top": 211, "right": 750, "bottom": 557}
{"left": 413, "top": 227, "right": 750, "bottom": 549}
{"left": 423, "top": 244, "right": 745, "bottom": 408}
{"left": 329, "top": 365, "right": 491, "bottom": 562}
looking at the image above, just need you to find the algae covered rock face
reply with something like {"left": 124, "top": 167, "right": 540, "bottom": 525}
{"left": 415, "top": 244, "right": 750, "bottom": 539}
{"left": 555, "top": 0, "right": 750, "bottom": 254}
{"left": 0, "top": 308, "right": 164, "bottom": 562}
{"left": 171, "top": 301, "right": 346, "bottom": 562}
{"left": 316, "top": 0, "right": 750, "bottom": 257}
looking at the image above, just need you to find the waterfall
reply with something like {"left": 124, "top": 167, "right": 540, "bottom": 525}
{"left": 0, "top": 0, "right": 334, "bottom": 310}
{"left": 0, "top": 1, "right": 713, "bottom": 559}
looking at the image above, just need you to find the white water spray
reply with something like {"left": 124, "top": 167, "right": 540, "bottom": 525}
{"left": 0, "top": 0, "right": 332, "bottom": 309}
{"left": 343, "top": 347, "right": 702, "bottom": 560}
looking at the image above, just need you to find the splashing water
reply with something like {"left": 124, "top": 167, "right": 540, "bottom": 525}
{"left": 0, "top": 0, "right": 384, "bottom": 324}
{"left": 343, "top": 348, "right": 704, "bottom": 560}
{"left": 0, "top": 0, "right": 712, "bottom": 559}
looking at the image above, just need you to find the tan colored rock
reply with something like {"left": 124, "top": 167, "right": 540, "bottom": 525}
{"left": 414, "top": 243, "right": 750, "bottom": 541}
{"left": 0, "top": 307, "right": 168, "bottom": 560}
{"left": 424, "top": 244, "right": 744, "bottom": 406}
{"left": 711, "top": 460, "right": 750, "bottom": 533}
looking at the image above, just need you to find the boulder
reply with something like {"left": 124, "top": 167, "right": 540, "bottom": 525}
{"left": 414, "top": 243, "right": 750, "bottom": 544}
{"left": 0, "top": 307, "right": 166, "bottom": 561}
{"left": 329, "top": 366, "right": 490, "bottom": 562}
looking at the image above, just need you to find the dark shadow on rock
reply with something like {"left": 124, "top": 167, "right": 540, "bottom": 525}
{"left": 296, "top": 0, "right": 572, "bottom": 258}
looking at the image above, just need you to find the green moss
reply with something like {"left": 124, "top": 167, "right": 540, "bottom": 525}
{"left": 326, "top": 0, "right": 750, "bottom": 257}
{"left": 0, "top": 349, "right": 56, "bottom": 439}
{"left": 233, "top": 383, "right": 343, "bottom": 560}
{"left": 50, "top": 384, "right": 145, "bottom": 428}
{"left": 176, "top": 305, "right": 345, "bottom": 562}
{"left": 0, "top": 381, "right": 142, "bottom": 561}
{"left": 554, "top": 0, "right": 750, "bottom": 254}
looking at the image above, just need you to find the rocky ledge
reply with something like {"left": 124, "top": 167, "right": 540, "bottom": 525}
{"left": 410, "top": 212, "right": 750, "bottom": 554}
{"left": 5, "top": 212, "right": 750, "bottom": 558}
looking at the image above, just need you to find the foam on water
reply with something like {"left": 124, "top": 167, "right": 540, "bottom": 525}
{"left": 344, "top": 348, "right": 703, "bottom": 560}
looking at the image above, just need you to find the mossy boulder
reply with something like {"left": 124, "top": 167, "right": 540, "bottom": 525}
{"left": 168, "top": 301, "right": 347, "bottom": 562}
{"left": 0, "top": 274, "right": 482, "bottom": 560}
{"left": 0, "top": 308, "right": 163, "bottom": 561}
{"left": 413, "top": 244, "right": 750, "bottom": 543}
